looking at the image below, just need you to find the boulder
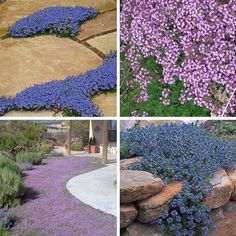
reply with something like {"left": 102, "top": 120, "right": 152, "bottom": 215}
{"left": 226, "top": 167, "right": 236, "bottom": 200}
{"left": 120, "top": 204, "right": 138, "bottom": 228}
{"left": 137, "top": 182, "right": 182, "bottom": 223}
{"left": 121, "top": 222, "right": 164, "bottom": 236}
{"left": 204, "top": 168, "right": 233, "bottom": 209}
{"left": 120, "top": 157, "right": 142, "bottom": 170}
{"left": 120, "top": 170, "right": 164, "bottom": 203}
{"left": 212, "top": 201, "right": 236, "bottom": 236}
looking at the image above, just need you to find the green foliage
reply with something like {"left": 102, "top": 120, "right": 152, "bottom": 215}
{"left": 71, "top": 121, "right": 90, "bottom": 146}
{"left": 71, "top": 143, "right": 83, "bottom": 151}
{"left": 16, "top": 152, "right": 44, "bottom": 165}
{"left": 120, "top": 55, "right": 210, "bottom": 117}
{"left": 39, "top": 143, "right": 53, "bottom": 155}
{"left": 0, "top": 121, "right": 46, "bottom": 155}
{"left": 0, "top": 225, "right": 10, "bottom": 236}
{"left": 0, "top": 157, "right": 21, "bottom": 175}
{"left": 0, "top": 167, "right": 25, "bottom": 208}
{"left": 89, "top": 137, "right": 96, "bottom": 145}
{"left": 212, "top": 121, "right": 236, "bottom": 135}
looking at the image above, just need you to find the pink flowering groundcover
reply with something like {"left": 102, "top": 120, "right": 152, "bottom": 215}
{"left": 120, "top": 0, "right": 236, "bottom": 117}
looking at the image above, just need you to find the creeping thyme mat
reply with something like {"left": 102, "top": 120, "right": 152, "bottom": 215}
{"left": 8, "top": 6, "right": 97, "bottom": 38}
{"left": 9, "top": 156, "right": 116, "bottom": 236}
{"left": 0, "top": 53, "right": 116, "bottom": 117}
{"left": 120, "top": 0, "right": 236, "bottom": 116}
{"left": 121, "top": 124, "right": 236, "bottom": 236}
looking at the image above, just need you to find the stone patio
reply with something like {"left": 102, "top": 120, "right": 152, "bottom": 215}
{"left": 0, "top": 0, "right": 117, "bottom": 116}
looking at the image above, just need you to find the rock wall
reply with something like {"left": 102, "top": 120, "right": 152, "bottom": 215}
{"left": 120, "top": 157, "right": 236, "bottom": 236}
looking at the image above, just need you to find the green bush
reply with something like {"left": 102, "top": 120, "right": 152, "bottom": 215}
{"left": 39, "top": 143, "right": 53, "bottom": 154}
{"left": 71, "top": 143, "right": 83, "bottom": 151}
{"left": 16, "top": 152, "right": 44, "bottom": 165}
{"left": 0, "top": 121, "right": 46, "bottom": 155}
{"left": 0, "top": 157, "right": 21, "bottom": 175}
{"left": 0, "top": 167, "right": 25, "bottom": 208}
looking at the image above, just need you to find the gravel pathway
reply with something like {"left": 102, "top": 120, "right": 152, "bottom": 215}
{"left": 10, "top": 156, "right": 116, "bottom": 236}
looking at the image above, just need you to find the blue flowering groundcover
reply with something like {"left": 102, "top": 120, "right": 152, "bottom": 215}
{"left": 121, "top": 124, "right": 236, "bottom": 236}
{"left": 0, "top": 53, "right": 116, "bottom": 117}
{"left": 8, "top": 6, "right": 97, "bottom": 38}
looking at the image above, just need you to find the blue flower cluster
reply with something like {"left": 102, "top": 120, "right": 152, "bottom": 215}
{"left": 0, "top": 53, "right": 116, "bottom": 117}
{"left": 121, "top": 124, "right": 236, "bottom": 236}
{"left": 8, "top": 6, "right": 97, "bottom": 38}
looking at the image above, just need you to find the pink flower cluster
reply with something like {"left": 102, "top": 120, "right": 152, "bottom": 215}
{"left": 121, "top": 0, "right": 236, "bottom": 116}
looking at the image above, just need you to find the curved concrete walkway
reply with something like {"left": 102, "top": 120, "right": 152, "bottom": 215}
{"left": 67, "top": 164, "right": 117, "bottom": 216}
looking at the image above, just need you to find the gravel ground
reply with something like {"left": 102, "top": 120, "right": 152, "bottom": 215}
{"left": 10, "top": 156, "right": 116, "bottom": 236}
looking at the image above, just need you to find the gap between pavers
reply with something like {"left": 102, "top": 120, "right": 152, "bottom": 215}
{"left": 66, "top": 163, "right": 117, "bottom": 216}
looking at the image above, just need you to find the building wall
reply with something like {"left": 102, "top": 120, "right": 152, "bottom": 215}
{"left": 89, "top": 120, "right": 117, "bottom": 154}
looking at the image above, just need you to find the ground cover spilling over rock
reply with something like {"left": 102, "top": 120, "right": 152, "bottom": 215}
{"left": 0, "top": 52, "right": 116, "bottom": 116}
{"left": 8, "top": 6, "right": 97, "bottom": 38}
{"left": 120, "top": 0, "right": 236, "bottom": 117}
{"left": 120, "top": 124, "right": 236, "bottom": 236}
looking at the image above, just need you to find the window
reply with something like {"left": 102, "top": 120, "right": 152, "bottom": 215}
{"left": 108, "top": 121, "right": 117, "bottom": 142}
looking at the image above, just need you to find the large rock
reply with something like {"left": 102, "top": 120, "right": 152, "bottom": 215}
{"left": 226, "top": 167, "right": 236, "bottom": 200}
{"left": 204, "top": 168, "right": 233, "bottom": 209}
{"left": 78, "top": 11, "right": 116, "bottom": 41}
{"left": 137, "top": 182, "right": 182, "bottom": 223}
{"left": 120, "top": 157, "right": 142, "bottom": 170}
{"left": 120, "top": 204, "right": 138, "bottom": 228}
{"left": 121, "top": 222, "right": 164, "bottom": 236}
{"left": 120, "top": 170, "right": 164, "bottom": 203}
{"left": 0, "top": 0, "right": 116, "bottom": 35}
{"left": 212, "top": 201, "right": 236, "bottom": 236}
{"left": 0, "top": 36, "right": 102, "bottom": 97}
{"left": 87, "top": 31, "right": 117, "bottom": 54}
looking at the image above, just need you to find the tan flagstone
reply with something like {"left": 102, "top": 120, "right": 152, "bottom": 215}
{"left": 0, "top": 0, "right": 116, "bottom": 35}
{"left": 92, "top": 92, "right": 117, "bottom": 116}
{"left": 0, "top": 36, "right": 102, "bottom": 97}
{"left": 87, "top": 32, "right": 117, "bottom": 54}
{"left": 77, "top": 11, "right": 116, "bottom": 41}
{"left": 3, "top": 110, "right": 63, "bottom": 117}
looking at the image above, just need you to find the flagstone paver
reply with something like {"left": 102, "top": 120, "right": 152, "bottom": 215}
{"left": 3, "top": 110, "right": 63, "bottom": 117}
{"left": 77, "top": 10, "right": 116, "bottom": 41}
{"left": 87, "top": 31, "right": 117, "bottom": 54}
{"left": 92, "top": 92, "right": 117, "bottom": 116}
{"left": 0, "top": 0, "right": 116, "bottom": 36}
{"left": 2, "top": 92, "right": 116, "bottom": 117}
{"left": 0, "top": 36, "right": 102, "bottom": 97}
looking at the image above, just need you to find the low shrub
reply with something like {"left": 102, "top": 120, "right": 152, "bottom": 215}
{"left": 47, "top": 151, "right": 64, "bottom": 158}
{"left": 16, "top": 162, "right": 33, "bottom": 171}
{"left": 121, "top": 124, "right": 236, "bottom": 236}
{"left": 39, "top": 143, "right": 53, "bottom": 154}
{"left": 0, "top": 157, "right": 21, "bottom": 175}
{"left": 71, "top": 143, "right": 83, "bottom": 151}
{"left": 0, "top": 167, "right": 25, "bottom": 208}
{"left": 16, "top": 152, "right": 44, "bottom": 165}
{"left": 0, "top": 208, "right": 14, "bottom": 230}
{"left": 0, "top": 53, "right": 117, "bottom": 117}
{"left": 8, "top": 6, "right": 97, "bottom": 38}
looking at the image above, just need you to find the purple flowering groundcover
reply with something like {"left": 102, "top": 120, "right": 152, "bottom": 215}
{"left": 10, "top": 156, "right": 116, "bottom": 236}
{"left": 120, "top": 0, "right": 236, "bottom": 116}
{"left": 8, "top": 6, "right": 97, "bottom": 38}
{"left": 0, "top": 53, "right": 117, "bottom": 117}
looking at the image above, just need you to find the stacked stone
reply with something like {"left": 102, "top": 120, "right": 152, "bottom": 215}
{"left": 120, "top": 157, "right": 236, "bottom": 236}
